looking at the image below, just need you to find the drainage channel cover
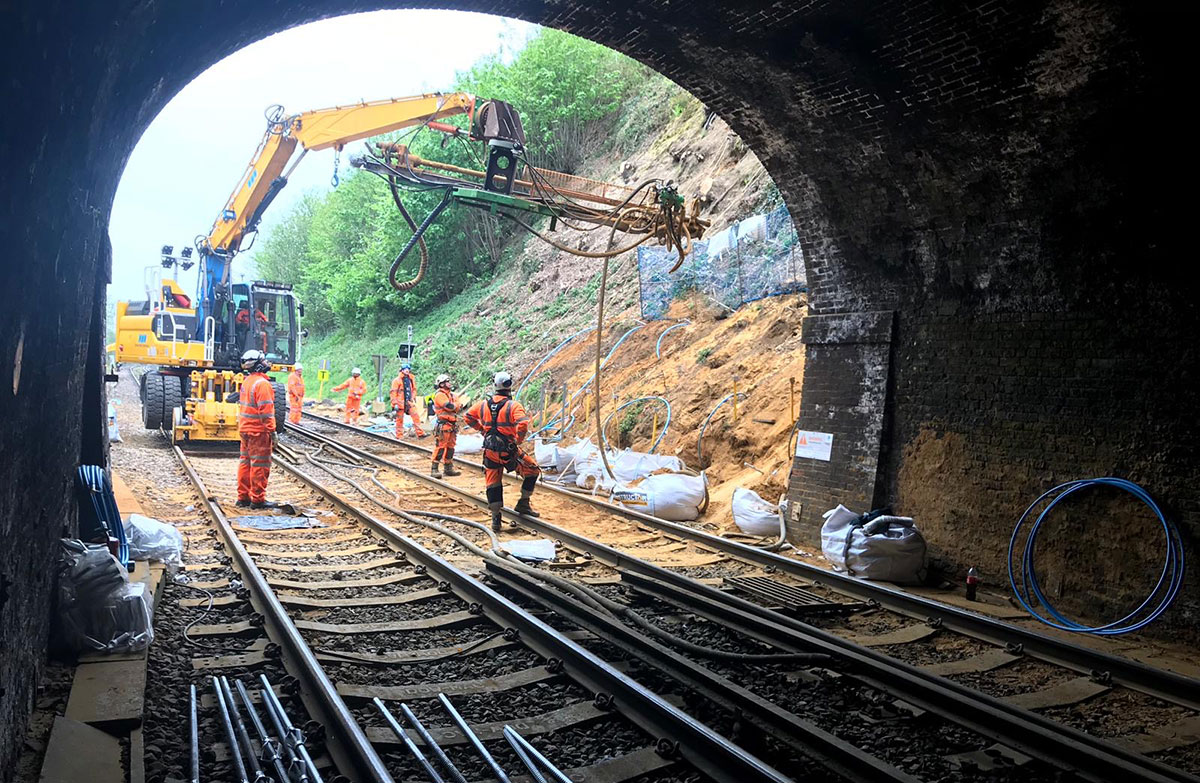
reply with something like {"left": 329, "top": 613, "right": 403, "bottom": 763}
{"left": 724, "top": 575, "right": 856, "bottom": 615}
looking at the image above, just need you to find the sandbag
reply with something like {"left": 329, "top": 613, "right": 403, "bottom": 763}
{"left": 538, "top": 438, "right": 599, "bottom": 484}
{"left": 612, "top": 472, "right": 707, "bottom": 521}
{"left": 731, "top": 487, "right": 782, "bottom": 537}
{"left": 820, "top": 505, "right": 927, "bottom": 584}
{"left": 123, "top": 513, "right": 183, "bottom": 566}
{"left": 577, "top": 448, "right": 684, "bottom": 492}
{"left": 455, "top": 433, "right": 484, "bottom": 454}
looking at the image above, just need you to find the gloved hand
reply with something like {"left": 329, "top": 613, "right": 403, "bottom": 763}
{"left": 392, "top": 404, "right": 400, "bottom": 412}
{"left": 270, "top": 433, "right": 278, "bottom": 448}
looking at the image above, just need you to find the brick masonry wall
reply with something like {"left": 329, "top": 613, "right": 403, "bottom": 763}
{"left": 0, "top": 0, "right": 1185, "bottom": 777}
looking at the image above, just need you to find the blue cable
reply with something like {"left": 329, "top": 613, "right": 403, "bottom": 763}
{"left": 77, "top": 465, "right": 131, "bottom": 568}
{"left": 600, "top": 396, "right": 672, "bottom": 453}
{"left": 1008, "top": 477, "right": 1185, "bottom": 635}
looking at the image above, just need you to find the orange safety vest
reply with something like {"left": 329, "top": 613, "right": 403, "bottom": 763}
{"left": 334, "top": 376, "right": 366, "bottom": 400}
{"left": 238, "top": 373, "right": 276, "bottom": 435}
{"left": 433, "top": 388, "right": 459, "bottom": 423}
{"left": 286, "top": 371, "right": 304, "bottom": 400}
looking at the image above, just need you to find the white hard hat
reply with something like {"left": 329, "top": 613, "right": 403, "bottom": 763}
{"left": 351, "top": 367, "right": 362, "bottom": 376}
{"left": 494, "top": 371, "right": 513, "bottom": 393}
{"left": 293, "top": 363, "right": 303, "bottom": 372}
{"left": 240, "top": 349, "right": 269, "bottom": 372}
{"left": 436, "top": 373, "right": 451, "bottom": 387}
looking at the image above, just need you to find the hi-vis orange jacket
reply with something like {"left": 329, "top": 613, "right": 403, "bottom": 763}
{"left": 333, "top": 376, "right": 366, "bottom": 400}
{"left": 286, "top": 370, "right": 304, "bottom": 401}
{"left": 433, "top": 389, "right": 459, "bottom": 423}
{"left": 465, "top": 395, "right": 531, "bottom": 443}
{"left": 238, "top": 373, "right": 276, "bottom": 435}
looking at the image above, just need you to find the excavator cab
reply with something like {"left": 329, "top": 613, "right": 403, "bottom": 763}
{"left": 211, "top": 282, "right": 301, "bottom": 369}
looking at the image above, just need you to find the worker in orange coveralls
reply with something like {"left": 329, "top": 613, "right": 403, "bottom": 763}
{"left": 429, "top": 373, "right": 463, "bottom": 479}
{"left": 333, "top": 367, "right": 366, "bottom": 425}
{"left": 285, "top": 364, "right": 304, "bottom": 424}
{"left": 235, "top": 350, "right": 277, "bottom": 509}
{"left": 235, "top": 302, "right": 269, "bottom": 351}
{"left": 390, "top": 361, "right": 427, "bottom": 439}
{"left": 464, "top": 371, "right": 540, "bottom": 532}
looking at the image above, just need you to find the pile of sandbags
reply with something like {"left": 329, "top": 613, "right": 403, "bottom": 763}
{"left": 575, "top": 446, "right": 684, "bottom": 492}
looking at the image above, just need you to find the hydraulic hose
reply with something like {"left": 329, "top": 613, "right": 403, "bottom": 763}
{"left": 532, "top": 324, "right": 644, "bottom": 437}
{"left": 1008, "top": 477, "right": 1185, "bottom": 635}
{"left": 295, "top": 450, "right": 827, "bottom": 663}
{"left": 600, "top": 396, "right": 671, "bottom": 454}
{"left": 697, "top": 393, "right": 746, "bottom": 465}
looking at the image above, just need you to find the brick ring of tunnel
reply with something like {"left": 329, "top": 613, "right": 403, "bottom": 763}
{"left": 0, "top": 2, "right": 1190, "bottom": 778}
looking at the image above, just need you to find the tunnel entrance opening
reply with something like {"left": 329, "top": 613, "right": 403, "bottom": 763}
{"left": 1, "top": 3, "right": 1191, "bottom": 780}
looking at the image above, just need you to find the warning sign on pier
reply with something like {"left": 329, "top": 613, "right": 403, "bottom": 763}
{"left": 794, "top": 431, "right": 833, "bottom": 461}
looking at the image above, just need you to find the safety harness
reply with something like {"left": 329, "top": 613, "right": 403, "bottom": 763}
{"left": 481, "top": 397, "right": 518, "bottom": 470}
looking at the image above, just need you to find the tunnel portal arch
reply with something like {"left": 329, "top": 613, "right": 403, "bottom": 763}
{"left": 0, "top": 3, "right": 1189, "bottom": 777}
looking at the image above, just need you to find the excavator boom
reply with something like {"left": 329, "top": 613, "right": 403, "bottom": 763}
{"left": 206, "top": 92, "right": 476, "bottom": 256}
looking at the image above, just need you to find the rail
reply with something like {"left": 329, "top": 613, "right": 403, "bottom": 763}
{"left": 269, "top": 454, "right": 795, "bottom": 783}
{"left": 296, "top": 411, "right": 1200, "bottom": 713}
{"left": 173, "top": 443, "right": 396, "bottom": 783}
{"left": 286, "top": 421, "right": 1200, "bottom": 783}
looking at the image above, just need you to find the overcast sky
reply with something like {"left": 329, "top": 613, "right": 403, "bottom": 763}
{"left": 108, "top": 10, "right": 535, "bottom": 302}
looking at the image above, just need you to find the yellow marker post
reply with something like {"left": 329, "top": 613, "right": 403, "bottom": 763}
{"left": 652, "top": 410, "right": 659, "bottom": 446}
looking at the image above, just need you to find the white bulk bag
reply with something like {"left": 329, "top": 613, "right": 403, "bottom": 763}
{"left": 731, "top": 487, "right": 782, "bottom": 537}
{"left": 577, "top": 449, "right": 685, "bottom": 492}
{"left": 611, "top": 472, "right": 707, "bottom": 521}
{"left": 820, "top": 505, "right": 927, "bottom": 585}
{"left": 533, "top": 440, "right": 559, "bottom": 469}
{"left": 455, "top": 433, "right": 484, "bottom": 454}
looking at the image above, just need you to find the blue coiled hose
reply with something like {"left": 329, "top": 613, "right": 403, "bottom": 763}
{"left": 77, "top": 465, "right": 131, "bottom": 568}
{"left": 1008, "top": 477, "right": 1185, "bottom": 635}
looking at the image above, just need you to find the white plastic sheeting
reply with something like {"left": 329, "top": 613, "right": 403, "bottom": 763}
{"left": 107, "top": 403, "right": 122, "bottom": 442}
{"left": 731, "top": 487, "right": 782, "bottom": 537}
{"left": 820, "top": 505, "right": 928, "bottom": 585}
{"left": 123, "top": 513, "right": 184, "bottom": 566}
{"left": 611, "top": 472, "right": 707, "bottom": 521}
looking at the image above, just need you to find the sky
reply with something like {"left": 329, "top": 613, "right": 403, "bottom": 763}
{"left": 107, "top": 10, "right": 536, "bottom": 302}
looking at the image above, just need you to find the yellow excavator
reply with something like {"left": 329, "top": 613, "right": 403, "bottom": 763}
{"left": 115, "top": 92, "right": 707, "bottom": 443}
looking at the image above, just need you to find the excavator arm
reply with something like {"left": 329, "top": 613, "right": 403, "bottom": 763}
{"left": 204, "top": 92, "right": 477, "bottom": 257}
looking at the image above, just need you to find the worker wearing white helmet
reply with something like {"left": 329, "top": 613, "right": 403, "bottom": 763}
{"left": 429, "top": 373, "right": 462, "bottom": 478}
{"left": 332, "top": 367, "right": 366, "bottom": 425}
{"left": 464, "top": 371, "right": 541, "bottom": 532}
{"left": 285, "top": 363, "right": 305, "bottom": 424}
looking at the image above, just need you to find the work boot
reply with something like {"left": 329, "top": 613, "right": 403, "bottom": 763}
{"left": 430, "top": 461, "right": 441, "bottom": 478}
{"left": 514, "top": 498, "right": 540, "bottom": 518}
{"left": 490, "top": 501, "right": 503, "bottom": 534}
{"left": 443, "top": 464, "right": 461, "bottom": 477}
{"left": 235, "top": 498, "right": 251, "bottom": 508}
{"left": 250, "top": 500, "right": 279, "bottom": 510}
{"left": 415, "top": 429, "right": 429, "bottom": 439}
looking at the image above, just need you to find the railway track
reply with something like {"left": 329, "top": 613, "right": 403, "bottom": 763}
{"left": 268, "top": 411, "right": 1200, "bottom": 782}
{"left": 173, "top": 442, "right": 803, "bottom": 783}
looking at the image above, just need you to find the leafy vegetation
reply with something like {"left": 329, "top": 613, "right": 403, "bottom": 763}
{"left": 253, "top": 28, "right": 657, "bottom": 336}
